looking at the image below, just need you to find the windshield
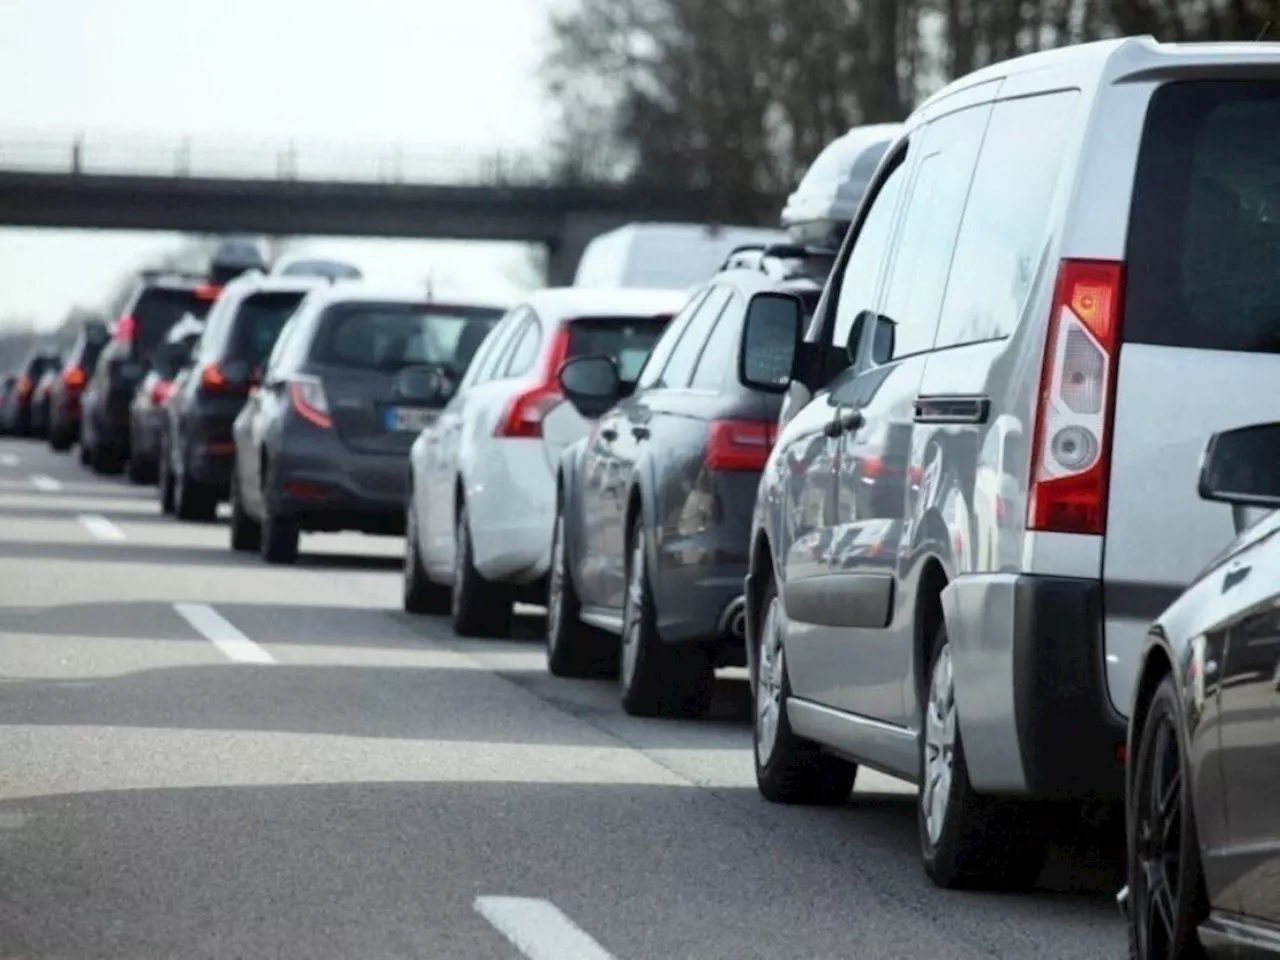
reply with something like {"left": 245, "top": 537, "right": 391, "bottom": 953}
{"left": 311, "top": 302, "right": 504, "bottom": 372}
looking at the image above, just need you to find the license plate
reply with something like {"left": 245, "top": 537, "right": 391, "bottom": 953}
{"left": 384, "top": 406, "right": 434, "bottom": 432}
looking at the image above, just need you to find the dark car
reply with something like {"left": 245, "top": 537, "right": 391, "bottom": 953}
{"left": 161, "top": 274, "right": 318, "bottom": 519}
{"left": 80, "top": 274, "right": 219, "bottom": 473}
{"left": 0, "top": 374, "right": 16, "bottom": 434}
{"left": 1119, "top": 420, "right": 1280, "bottom": 958}
{"left": 48, "top": 320, "right": 109, "bottom": 452}
{"left": 2, "top": 349, "right": 61, "bottom": 437}
{"left": 539, "top": 250, "right": 825, "bottom": 717}
{"left": 28, "top": 361, "right": 63, "bottom": 439}
{"left": 128, "top": 313, "right": 205, "bottom": 484}
{"left": 229, "top": 285, "right": 504, "bottom": 563}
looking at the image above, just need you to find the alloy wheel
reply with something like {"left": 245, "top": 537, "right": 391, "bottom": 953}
{"left": 1133, "top": 712, "right": 1185, "bottom": 957}
{"left": 755, "top": 596, "right": 784, "bottom": 767}
{"left": 546, "top": 513, "right": 565, "bottom": 653}
{"left": 619, "top": 532, "right": 645, "bottom": 691}
{"left": 922, "top": 644, "right": 957, "bottom": 845}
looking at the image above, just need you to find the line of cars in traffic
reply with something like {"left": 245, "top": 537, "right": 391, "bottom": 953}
{"left": 5, "top": 34, "right": 1280, "bottom": 957}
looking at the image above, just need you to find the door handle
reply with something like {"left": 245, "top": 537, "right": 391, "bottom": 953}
{"left": 600, "top": 427, "right": 618, "bottom": 442}
{"left": 632, "top": 426, "right": 650, "bottom": 440}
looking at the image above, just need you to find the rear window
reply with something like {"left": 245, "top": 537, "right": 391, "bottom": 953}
{"left": 132, "top": 288, "right": 214, "bottom": 358}
{"left": 568, "top": 316, "right": 670, "bottom": 381}
{"left": 228, "top": 292, "right": 306, "bottom": 366}
{"left": 1126, "top": 80, "right": 1280, "bottom": 353}
{"left": 312, "top": 302, "right": 503, "bottom": 373}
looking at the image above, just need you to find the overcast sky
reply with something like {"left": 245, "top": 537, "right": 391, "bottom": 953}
{"left": 0, "top": 0, "right": 561, "bottom": 329}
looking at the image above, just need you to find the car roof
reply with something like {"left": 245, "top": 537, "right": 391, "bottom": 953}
{"left": 526, "top": 286, "right": 690, "bottom": 321}
{"left": 297, "top": 282, "right": 512, "bottom": 314}
{"left": 218, "top": 271, "right": 328, "bottom": 302}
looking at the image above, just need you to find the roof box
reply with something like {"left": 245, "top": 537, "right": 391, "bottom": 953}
{"left": 780, "top": 123, "right": 904, "bottom": 249}
{"left": 210, "top": 235, "right": 268, "bottom": 285}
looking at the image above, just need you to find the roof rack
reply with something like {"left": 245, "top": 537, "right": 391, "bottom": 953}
{"left": 717, "top": 242, "right": 839, "bottom": 276}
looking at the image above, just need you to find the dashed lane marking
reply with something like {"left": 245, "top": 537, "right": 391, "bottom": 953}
{"left": 30, "top": 475, "right": 61, "bottom": 492}
{"left": 475, "top": 896, "right": 619, "bottom": 960}
{"left": 77, "top": 514, "right": 127, "bottom": 542}
{"left": 173, "top": 602, "right": 276, "bottom": 665}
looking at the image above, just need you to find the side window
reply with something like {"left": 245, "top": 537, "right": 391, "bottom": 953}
{"left": 936, "top": 91, "right": 1080, "bottom": 348}
{"left": 877, "top": 103, "right": 990, "bottom": 361}
{"left": 830, "top": 156, "right": 909, "bottom": 353}
{"left": 502, "top": 313, "right": 543, "bottom": 378}
{"left": 655, "top": 287, "right": 733, "bottom": 389}
{"left": 470, "top": 308, "right": 527, "bottom": 385}
{"left": 457, "top": 313, "right": 510, "bottom": 389}
{"left": 636, "top": 288, "right": 710, "bottom": 390}
{"left": 265, "top": 316, "right": 298, "bottom": 376}
{"left": 690, "top": 292, "right": 745, "bottom": 390}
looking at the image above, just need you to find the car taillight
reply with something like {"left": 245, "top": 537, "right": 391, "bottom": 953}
{"left": 63, "top": 366, "right": 86, "bottom": 389}
{"left": 150, "top": 379, "right": 175, "bottom": 406}
{"left": 705, "top": 419, "right": 777, "bottom": 472}
{"left": 1027, "top": 259, "right": 1124, "bottom": 537}
{"left": 494, "top": 327, "right": 572, "bottom": 439}
{"left": 16, "top": 375, "right": 32, "bottom": 399}
{"left": 195, "top": 284, "right": 221, "bottom": 302}
{"left": 289, "top": 376, "right": 331, "bottom": 428}
{"left": 113, "top": 315, "right": 137, "bottom": 342}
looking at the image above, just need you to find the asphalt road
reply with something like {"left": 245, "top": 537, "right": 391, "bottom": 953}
{"left": 0, "top": 438, "right": 1126, "bottom": 960}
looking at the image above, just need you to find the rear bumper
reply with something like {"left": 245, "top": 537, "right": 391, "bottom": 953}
{"left": 942, "top": 573, "right": 1126, "bottom": 801}
{"left": 274, "top": 449, "right": 407, "bottom": 535}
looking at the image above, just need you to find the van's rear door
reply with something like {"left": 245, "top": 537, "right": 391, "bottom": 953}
{"left": 1105, "top": 78, "right": 1280, "bottom": 715}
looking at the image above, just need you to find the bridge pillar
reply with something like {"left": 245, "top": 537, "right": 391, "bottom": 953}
{"left": 545, "top": 211, "right": 634, "bottom": 287}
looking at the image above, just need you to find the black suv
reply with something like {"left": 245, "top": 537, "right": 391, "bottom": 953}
{"left": 80, "top": 274, "right": 219, "bottom": 473}
{"left": 2, "top": 348, "right": 61, "bottom": 437}
{"left": 49, "top": 320, "right": 109, "bottom": 452}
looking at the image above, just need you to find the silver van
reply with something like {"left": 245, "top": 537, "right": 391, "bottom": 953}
{"left": 735, "top": 36, "right": 1280, "bottom": 890}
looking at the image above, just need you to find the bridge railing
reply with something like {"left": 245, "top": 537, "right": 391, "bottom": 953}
{"left": 0, "top": 131, "right": 598, "bottom": 187}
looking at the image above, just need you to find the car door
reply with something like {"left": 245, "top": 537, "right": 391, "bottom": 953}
{"left": 576, "top": 289, "right": 710, "bottom": 608}
{"left": 777, "top": 147, "right": 911, "bottom": 707}
{"left": 421, "top": 307, "right": 524, "bottom": 570}
{"left": 1215, "top": 527, "right": 1280, "bottom": 925}
{"left": 824, "top": 100, "right": 991, "bottom": 725}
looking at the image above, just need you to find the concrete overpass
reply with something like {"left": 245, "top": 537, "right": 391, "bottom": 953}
{"left": 0, "top": 133, "right": 755, "bottom": 284}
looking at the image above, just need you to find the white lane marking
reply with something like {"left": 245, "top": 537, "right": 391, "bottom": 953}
{"left": 475, "top": 896, "right": 619, "bottom": 960}
{"left": 77, "top": 514, "right": 127, "bottom": 542}
{"left": 0, "top": 453, "right": 18, "bottom": 466}
{"left": 173, "top": 603, "right": 276, "bottom": 665}
{"left": 30, "top": 474, "right": 61, "bottom": 492}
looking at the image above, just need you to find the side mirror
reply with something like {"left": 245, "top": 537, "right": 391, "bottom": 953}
{"left": 738, "top": 291, "right": 804, "bottom": 393}
{"left": 846, "top": 310, "right": 896, "bottom": 365}
{"left": 1199, "top": 423, "right": 1280, "bottom": 516}
{"left": 557, "top": 355, "right": 621, "bottom": 420}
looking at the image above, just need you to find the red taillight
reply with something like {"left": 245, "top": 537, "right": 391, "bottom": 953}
{"left": 62, "top": 366, "right": 86, "bottom": 389}
{"left": 199, "top": 363, "right": 249, "bottom": 396}
{"left": 150, "top": 379, "right": 175, "bottom": 406}
{"left": 494, "top": 327, "right": 572, "bottom": 439}
{"left": 1027, "top": 259, "right": 1124, "bottom": 537}
{"left": 705, "top": 419, "right": 777, "bottom": 472}
{"left": 113, "top": 315, "right": 137, "bottom": 342}
{"left": 195, "top": 284, "right": 221, "bottom": 302}
{"left": 16, "top": 375, "right": 32, "bottom": 399}
{"left": 289, "top": 376, "right": 331, "bottom": 429}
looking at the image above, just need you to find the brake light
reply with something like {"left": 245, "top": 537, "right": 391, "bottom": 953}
{"left": 62, "top": 366, "right": 86, "bottom": 389}
{"left": 1027, "top": 259, "right": 1124, "bottom": 537}
{"left": 150, "top": 379, "right": 175, "bottom": 406}
{"left": 289, "top": 376, "right": 331, "bottom": 428}
{"left": 195, "top": 284, "right": 221, "bottom": 302}
{"left": 16, "top": 375, "right": 32, "bottom": 399}
{"left": 113, "top": 315, "right": 137, "bottom": 342}
{"left": 705, "top": 419, "right": 777, "bottom": 472}
{"left": 199, "top": 363, "right": 251, "bottom": 396}
{"left": 494, "top": 327, "right": 572, "bottom": 439}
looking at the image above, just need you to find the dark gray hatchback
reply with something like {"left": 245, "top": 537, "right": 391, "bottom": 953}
{"left": 229, "top": 286, "right": 505, "bottom": 564}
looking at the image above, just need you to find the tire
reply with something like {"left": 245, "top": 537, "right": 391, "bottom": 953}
{"left": 403, "top": 491, "right": 449, "bottom": 614}
{"left": 78, "top": 441, "right": 90, "bottom": 467}
{"left": 752, "top": 578, "right": 858, "bottom": 803}
{"left": 48, "top": 425, "right": 72, "bottom": 453}
{"left": 546, "top": 502, "right": 614, "bottom": 678}
{"left": 90, "top": 442, "right": 121, "bottom": 475}
{"left": 618, "top": 517, "right": 714, "bottom": 718}
{"left": 158, "top": 443, "right": 176, "bottom": 515}
{"left": 260, "top": 508, "right": 299, "bottom": 564}
{"left": 450, "top": 501, "right": 512, "bottom": 637}
{"left": 126, "top": 451, "right": 155, "bottom": 485}
{"left": 918, "top": 622, "right": 1049, "bottom": 890}
{"left": 228, "top": 469, "right": 261, "bottom": 553}
{"left": 1126, "top": 674, "right": 1208, "bottom": 960}
{"left": 174, "top": 458, "right": 217, "bottom": 522}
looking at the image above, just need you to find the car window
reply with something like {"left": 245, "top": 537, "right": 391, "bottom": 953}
{"left": 636, "top": 288, "right": 710, "bottom": 390}
{"left": 830, "top": 154, "right": 909, "bottom": 354}
{"left": 310, "top": 302, "right": 495, "bottom": 372}
{"left": 456, "top": 314, "right": 508, "bottom": 389}
{"left": 690, "top": 292, "right": 746, "bottom": 390}
{"left": 653, "top": 287, "right": 733, "bottom": 389}
{"left": 227, "top": 292, "right": 307, "bottom": 367}
{"left": 567, "top": 316, "right": 671, "bottom": 383}
{"left": 936, "top": 92, "right": 1079, "bottom": 348}
{"left": 502, "top": 314, "right": 542, "bottom": 378}
{"left": 128, "top": 287, "right": 215, "bottom": 360}
{"left": 877, "top": 103, "right": 990, "bottom": 361}
{"left": 1125, "top": 80, "right": 1280, "bottom": 354}
{"left": 472, "top": 308, "right": 529, "bottom": 384}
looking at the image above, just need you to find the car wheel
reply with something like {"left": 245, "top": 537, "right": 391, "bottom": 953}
{"left": 1127, "top": 674, "right": 1208, "bottom": 960}
{"left": 174, "top": 458, "right": 217, "bottom": 522}
{"left": 158, "top": 443, "right": 176, "bottom": 515}
{"left": 78, "top": 440, "right": 91, "bottom": 467}
{"left": 546, "top": 503, "right": 614, "bottom": 678}
{"left": 49, "top": 424, "right": 72, "bottom": 453}
{"left": 753, "top": 578, "right": 858, "bottom": 803}
{"left": 403, "top": 491, "right": 449, "bottom": 614}
{"left": 450, "top": 501, "right": 512, "bottom": 637}
{"left": 228, "top": 469, "right": 261, "bottom": 553}
{"left": 918, "top": 622, "right": 1049, "bottom": 890}
{"left": 618, "top": 517, "right": 714, "bottom": 718}
{"left": 126, "top": 451, "right": 153, "bottom": 485}
{"left": 90, "top": 442, "right": 121, "bottom": 475}
{"left": 260, "top": 507, "right": 299, "bottom": 565}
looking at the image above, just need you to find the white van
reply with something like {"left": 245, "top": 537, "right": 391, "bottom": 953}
{"left": 573, "top": 223, "right": 787, "bottom": 291}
